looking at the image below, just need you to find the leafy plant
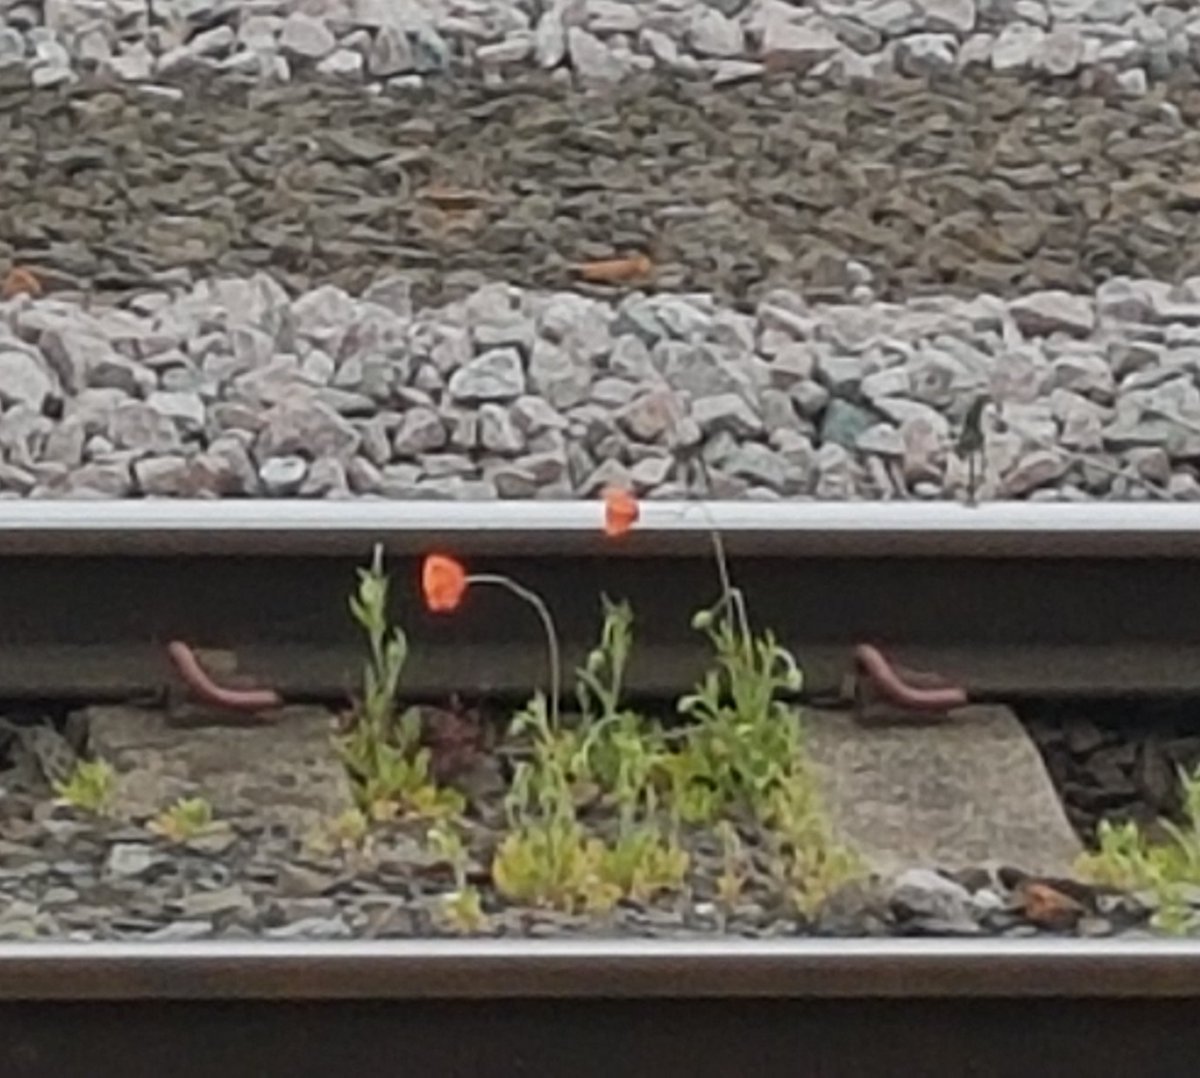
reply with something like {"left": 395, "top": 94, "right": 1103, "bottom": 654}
{"left": 492, "top": 816, "right": 622, "bottom": 914}
{"left": 575, "top": 595, "right": 635, "bottom": 729}
{"left": 338, "top": 544, "right": 462, "bottom": 820}
{"left": 441, "top": 885, "right": 488, "bottom": 933}
{"left": 54, "top": 759, "right": 116, "bottom": 815}
{"left": 1077, "top": 764, "right": 1200, "bottom": 934}
{"left": 676, "top": 615, "right": 804, "bottom": 822}
{"left": 491, "top": 603, "right": 690, "bottom": 915}
{"left": 148, "top": 796, "right": 217, "bottom": 843}
{"left": 668, "top": 506, "right": 859, "bottom": 910}
{"left": 714, "top": 820, "right": 746, "bottom": 915}
{"left": 306, "top": 807, "right": 373, "bottom": 860}
{"left": 573, "top": 597, "right": 672, "bottom": 835}
{"left": 765, "top": 781, "right": 862, "bottom": 918}
{"left": 597, "top": 825, "right": 689, "bottom": 903}
{"left": 376, "top": 494, "right": 869, "bottom": 922}
{"left": 428, "top": 820, "right": 488, "bottom": 933}
{"left": 505, "top": 693, "right": 585, "bottom": 823}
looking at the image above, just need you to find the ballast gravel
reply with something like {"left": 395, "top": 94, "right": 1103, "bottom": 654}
{"left": 0, "top": 706, "right": 1167, "bottom": 942}
{"left": 0, "top": 272, "right": 1198, "bottom": 502}
{"left": 6, "top": 0, "right": 1200, "bottom": 94}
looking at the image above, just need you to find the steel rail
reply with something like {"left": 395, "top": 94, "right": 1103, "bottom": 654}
{"left": 0, "top": 501, "right": 1193, "bottom": 696}
{"left": 0, "top": 939, "right": 1198, "bottom": 1000}
{"left": 0, "top": 499, "right": 1194, "bottom": 556}
{"left": 3, "top": 940, "right": 1200, "bottom": 1077}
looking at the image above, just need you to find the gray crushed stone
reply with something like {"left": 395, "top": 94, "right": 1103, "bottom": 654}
{"left": 0, "top": 272, "right": 1199, "bottom": 501}
{"left": 4, "top": 75, "right": 1200, "bottom": 309}
{"left": 4, "top": 0, "right": 1200, "bottom": 94}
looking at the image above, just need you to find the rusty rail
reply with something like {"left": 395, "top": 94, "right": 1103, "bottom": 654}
{"left": 0, "top": 502, "right": 1194, "bottom": 699}
{"left": 0, "top": 940, "right": 1198, "bottom": 1077}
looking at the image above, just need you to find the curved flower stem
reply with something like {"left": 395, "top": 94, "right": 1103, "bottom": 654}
{"left": 466, "top": 573, "right": 561, "bottom": 731}
{"left": 687, "top": 466, "right": 753, "bottom": 646}
{"left": 705, "top": 524, "right": 752, "bottom": 647}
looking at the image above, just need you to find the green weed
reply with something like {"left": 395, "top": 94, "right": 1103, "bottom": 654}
{"left": 337, "top": 544, "right": 463, "bottom": 820}
{"left": 54, "top": 759, "right": 116, "bottom": 816}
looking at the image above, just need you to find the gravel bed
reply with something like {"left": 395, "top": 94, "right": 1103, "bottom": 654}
{"left": 3, "top": 266, "right": 1200, "bottom": 501}
{"left": 0, "top": 704, "right": 1163, "bottom": 941}
{"left": 5, "top": 74, "right": 1200, "bottom": 308}
{"left": 6, "top": 0, "right": 1200, "bottom": 94}
{"left": 1025, "top": 699, "right": 1200, "bottom": 842}
{"left": 0, "top": 789, "right": 1152, "bottom": 942}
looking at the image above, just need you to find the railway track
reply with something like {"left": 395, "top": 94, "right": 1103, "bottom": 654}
{"left": 0, "top": 500, "right": 1197, "bottom": 699}
{"left": 1, "top": 500, "right": 1200, "bottom": 1077}
{"left": 2, "top": 938, "right": 1200, "bottom": 1076}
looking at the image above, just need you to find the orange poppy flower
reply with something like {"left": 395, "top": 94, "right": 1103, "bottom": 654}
{"left": 603, "top": 487, "right": 639, "bottom": 537}
{"left": 422, "top": 554, "right": 468, "bottom": 612}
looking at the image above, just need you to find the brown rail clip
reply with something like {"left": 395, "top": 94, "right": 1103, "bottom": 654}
{"left": 848, "top": 644, "right": 968, "bottom": 725}
{"left": 165, "top": 641, "right": 283, "bottom": 726}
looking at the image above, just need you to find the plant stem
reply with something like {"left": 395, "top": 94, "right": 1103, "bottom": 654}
{"left": 686, "top": 475, "right": 753, "bottom": 645}
{"left": 467, "top": 573, "right": 562, "bottom": 730}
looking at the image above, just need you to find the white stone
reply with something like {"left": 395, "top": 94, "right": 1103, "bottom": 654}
{"left": 857, "top": 0, "right": 920, "bottom": 35}
{"left": 861, "top": 367, "right": 911, "bottom": 399}
{"left": 759, "top": 20, "right": 841, "bottom": 69}
{"left": 692, "top": 393, "right": 763, "bottom": 438}
{"left": 188, "top": 25, "right": 234, "bottom": 56}
{"left": 855, "top": 423, "right": 905, "bottom": 457}
{"left": 479, "top": 403, "right": 525, "bottom": 454}
{"left": 476, "top": 34, "right": 533, "bottom": 65}
{"left": 640, "top": 27, "right": 681, "bottom": 66}
{"left": 391, "top": 407, "right": 447, "bottom": 455}
{"left": 146, "top": 390, "right": 206, "bottom": 435}
{"left": 109, "top": 401, "right": 181, "bottom": 454}
{"left": 259, "top": 455, "right": 308, "bottom": 495}
{"left": 1116, "top": 66, "right": 1147, "bottom": 96}
{"left": 1014, "top": 0, "right": 1050, "bottom": 27}
{"left": 448, "top": 347, "right": 527, "bottom": 403}
{"left": 279, "top": 12, "right": 336, "bottom": 59}
{"left": 991, "top": 22, "right": 1044, "bottom": 69}
{"left": 915, "top": 0, "right": 975, "bottom": 33}
{"left": 76, "top": 27, "right": 111, "bottom": 64}
{"left": 239, "top": 15, "right": 279, "bottom": 49}
{"left": 957, "top": 31, "right": 993, "bottom": 67}
{"left": 366, "top": 24, "right": 415, "bottom": 74}
{"left": 1036, "top": 25, "right": 1085, "bottom": 74}
{"left": 1085, "top": 0, "right": 1137, "bottom": 21}
{"left": 133, "top": 455, "right": 195, "bottom": 497}
{"left": 688, "top": 8, "right": 743, "bottom": 58}
{"left": 0, "top": 351, "right": 54, "bottom": 408}
{"left": 317, "top": 48, "right": 364, "bottom": 78}
{"left": 534, "top": 5, "right": 566, "bottom": 67}
{"left": 0, "top": 28, "right": 25, "bottom": 65}
{"left": 1002, "top": 449, "right": 1068, "bottom": 496}
{"left": 895, "top": 32, "right": 957, "bottom": 75}
{"left": 566, "top": 27, "right": 626, "bottom": 83}
{"left": 1009, "top": 291, "right": 1096, "bottom": 337}
{"left": 711, "top": 59, "right": 764, "bottom": 83}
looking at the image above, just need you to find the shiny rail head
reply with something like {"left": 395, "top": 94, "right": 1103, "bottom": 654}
{"left": 1, "top": 938, "right": 1200, "bottom": 1000}
{"left": 0, "top": 501, "right": 1195, "bottom": 557}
